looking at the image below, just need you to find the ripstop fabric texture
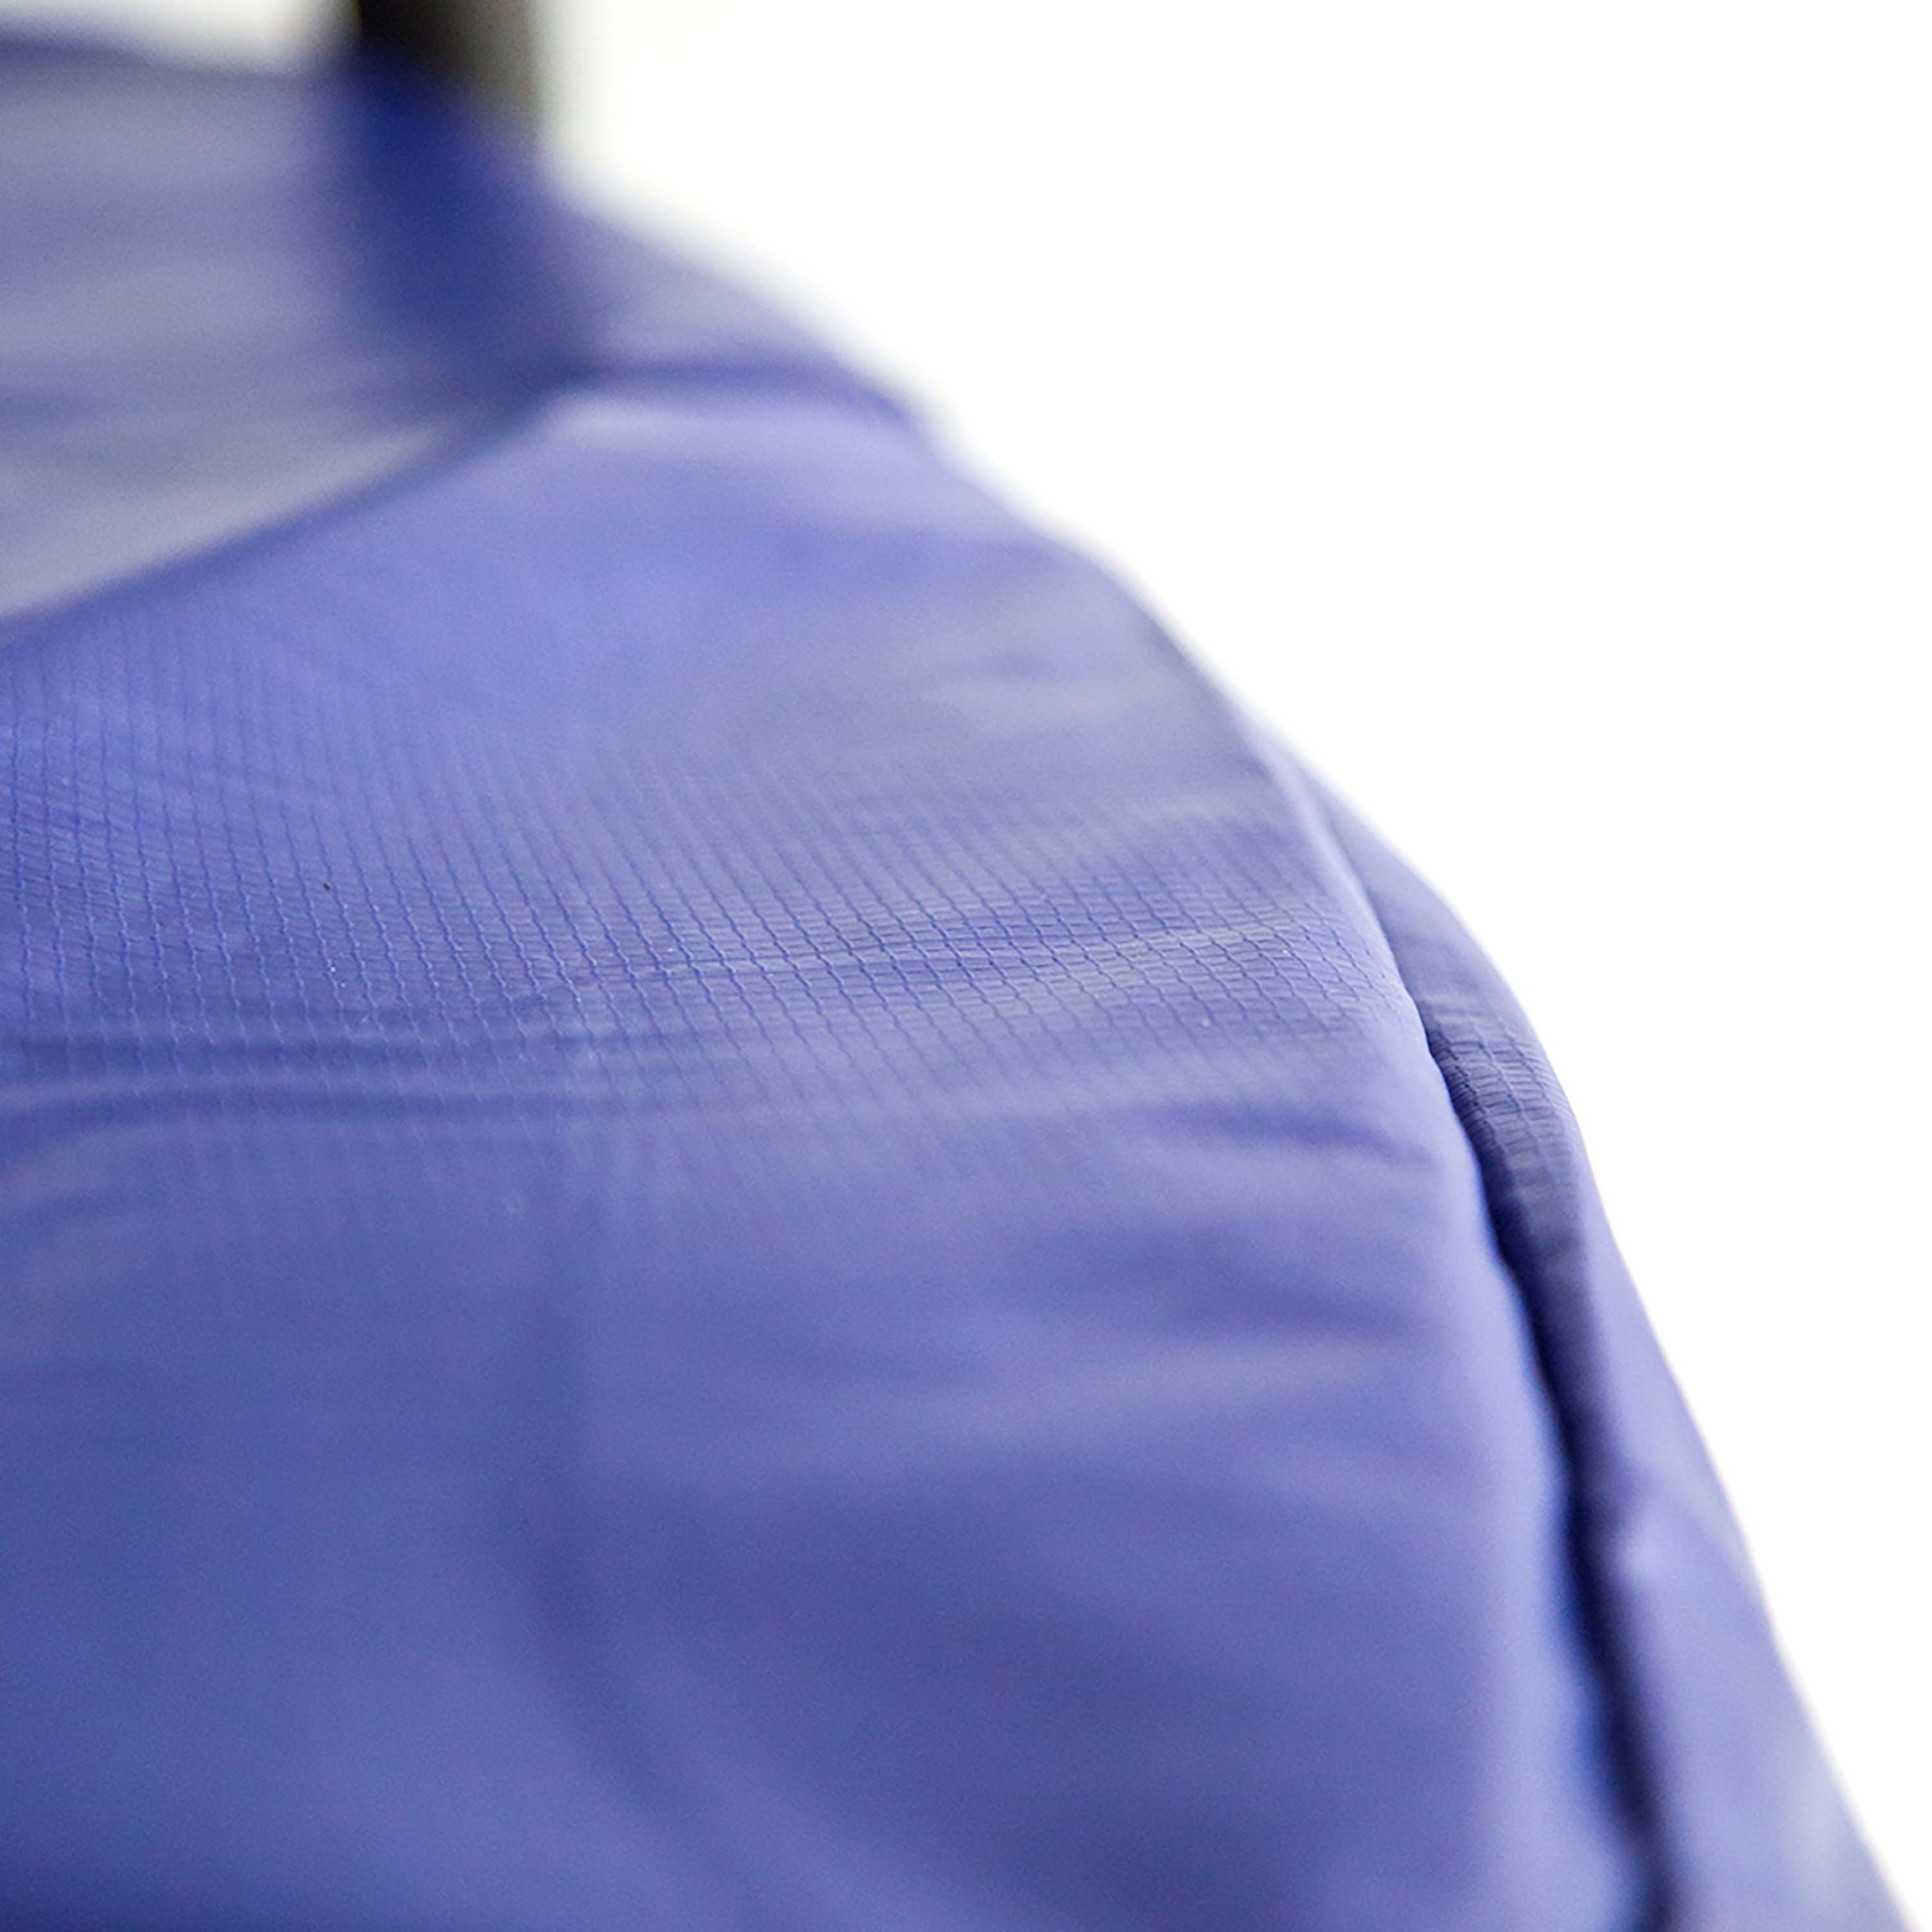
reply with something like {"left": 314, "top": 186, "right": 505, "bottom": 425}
{"left": 0, "top": 33, "right": 1906, "bottom": 1932}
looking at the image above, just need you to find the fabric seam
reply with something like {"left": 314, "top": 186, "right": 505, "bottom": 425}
{"left": 1298, "top": 783, "right": 1672, "bottom": 1932}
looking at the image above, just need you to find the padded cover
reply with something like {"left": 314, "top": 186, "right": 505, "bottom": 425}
{"left": 0, "top": 34, "right": 1905, "bottom": 1932}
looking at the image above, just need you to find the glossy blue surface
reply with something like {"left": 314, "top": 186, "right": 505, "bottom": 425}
{"left": 0, "top": 34, "right": 1902, "bottom": 1931}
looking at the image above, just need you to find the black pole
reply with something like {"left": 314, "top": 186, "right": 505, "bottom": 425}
{"left": 353, "top": 0, "right": 541, "bottom": 122}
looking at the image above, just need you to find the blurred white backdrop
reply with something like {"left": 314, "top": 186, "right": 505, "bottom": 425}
{"left": 8, "top": 0, "right": 1929, "bottom": 1915}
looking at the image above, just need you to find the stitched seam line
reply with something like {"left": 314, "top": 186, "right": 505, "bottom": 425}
{"left": 1303, "top": 792, "right": 1672, "bottom": 1932}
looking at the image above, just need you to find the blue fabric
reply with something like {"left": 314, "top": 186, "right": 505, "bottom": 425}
{"left": 0, "top": 35, "right": 1902, "bottom": 1932}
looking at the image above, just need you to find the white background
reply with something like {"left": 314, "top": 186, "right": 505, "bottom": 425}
{"left": 12, "top": 0, "right": 1930, "bottom": 1915}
